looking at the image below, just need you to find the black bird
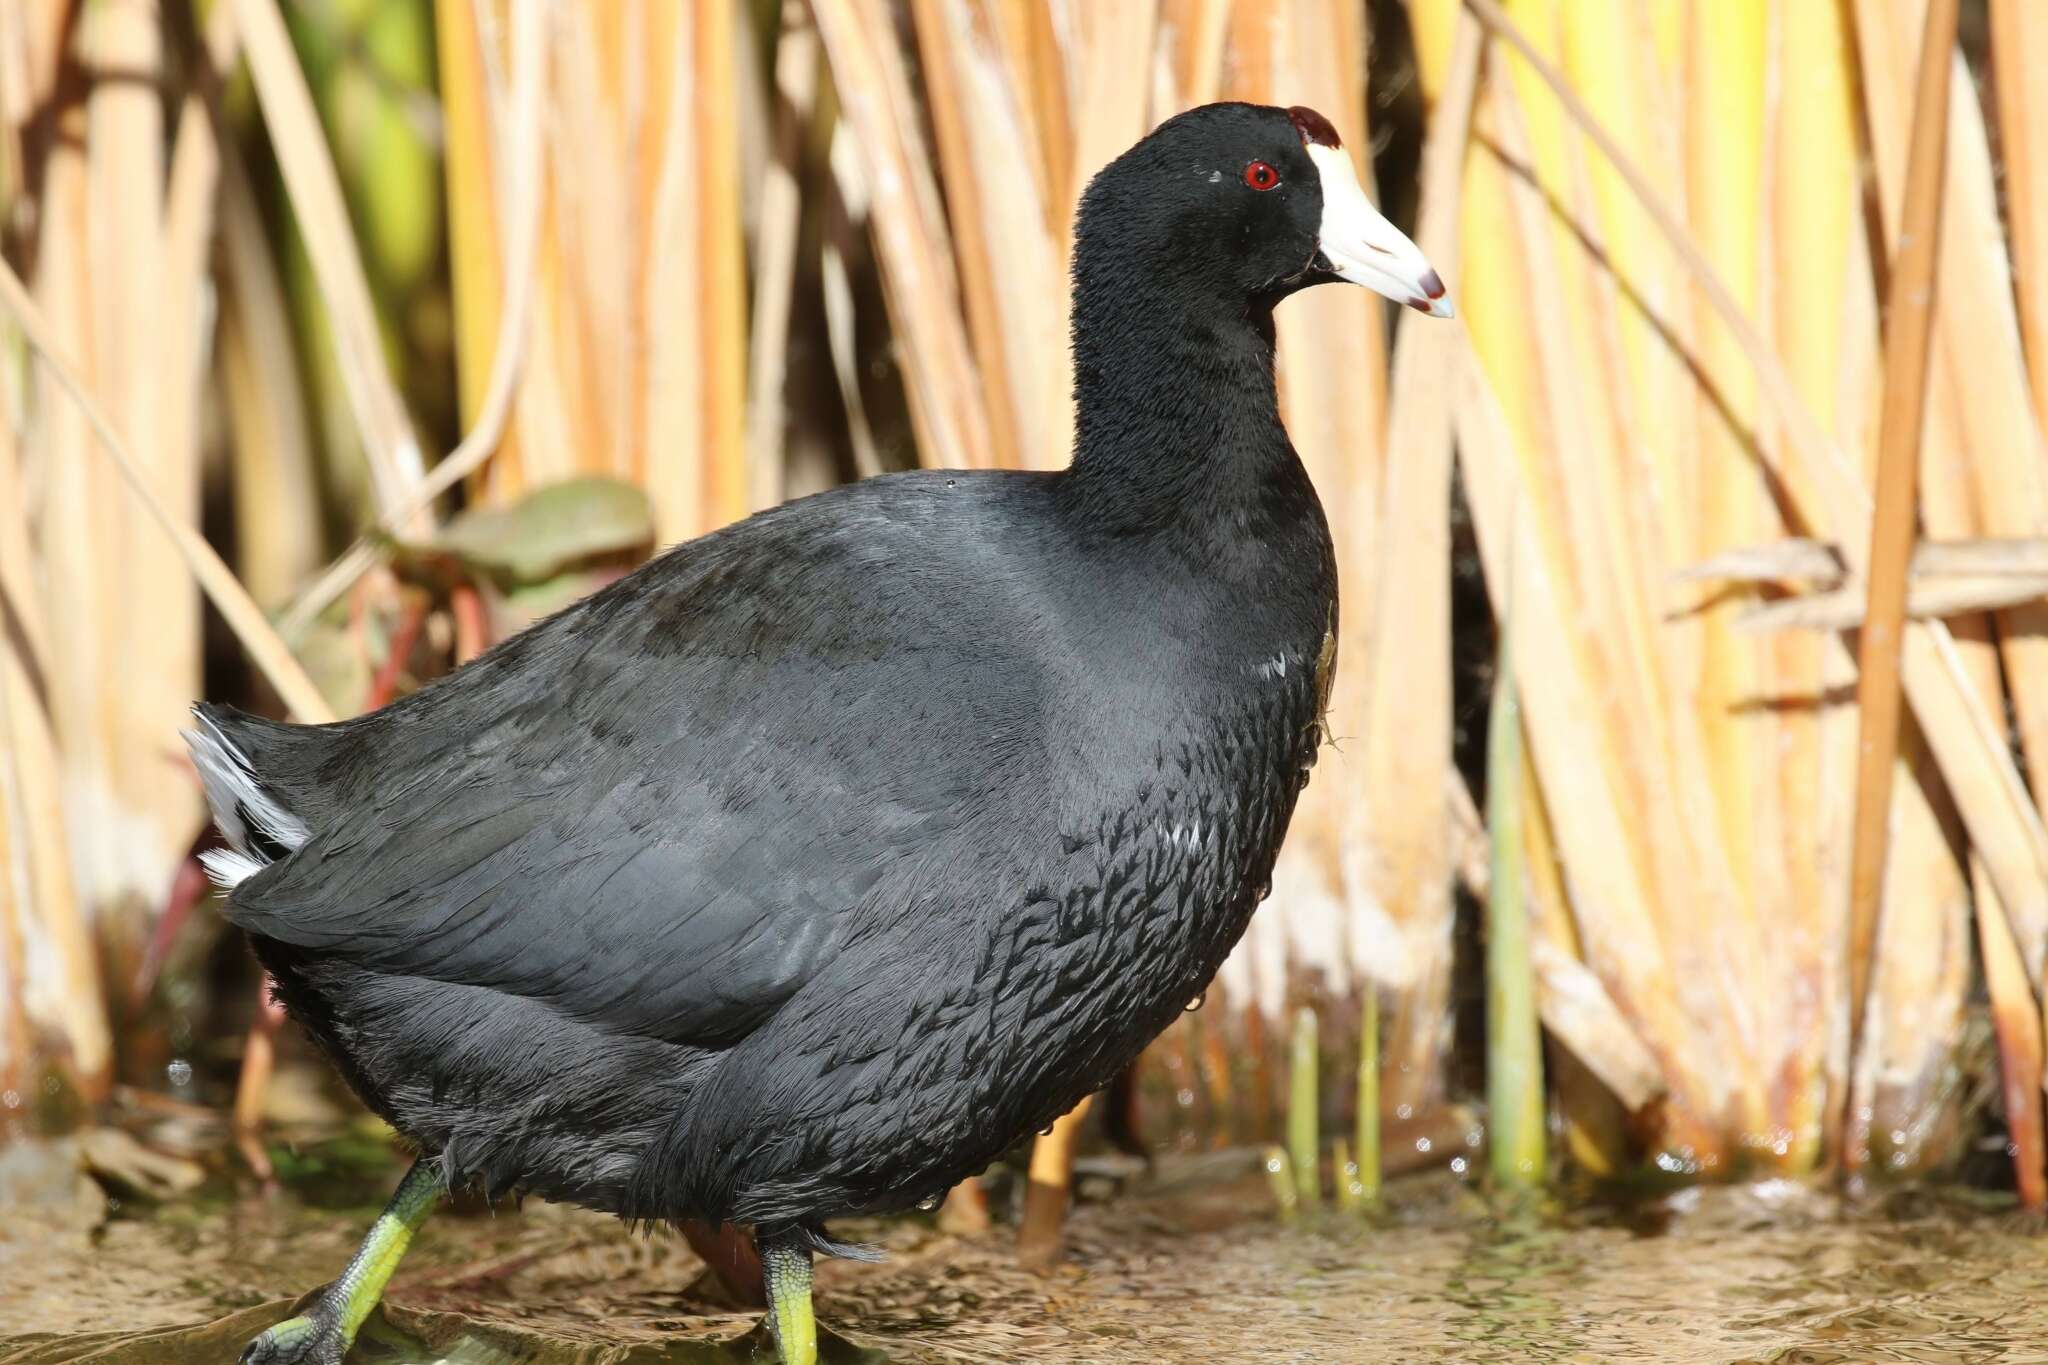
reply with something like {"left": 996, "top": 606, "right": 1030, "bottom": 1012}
{"left": 194, "top": 100, "right": 1449, "bottom": 1365}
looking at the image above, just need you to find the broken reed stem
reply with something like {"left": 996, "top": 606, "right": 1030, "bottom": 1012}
{"left": 1017, "top": 1095, "right": 1091, "bottom": 1269}
{"left": 1844, "top": 0, "right": 1960, "bottom": 1097}
{"left": 937, "top": 1176, "right": 992, "bottom": 1235}
{"left": 744, "top": 0, "right": 821, "bottom": 513}
{"left": 1486, "top": 619, "right": 1545, "bottom": 1189}
{"left": 1289, "top": 1005, "right": 1320, "bottom": 1208}
{"left": 1356, "top": 989, "right": 1381, "bottom": 1206}
{"left": 1263, "top": 1144, "right": 1300, "bottom": 1221}
{"left": 1332, "top": 1137, "right": 1361, "bottom": 1212}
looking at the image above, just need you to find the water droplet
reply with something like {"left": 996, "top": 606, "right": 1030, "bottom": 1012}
{"left": 1264, "top": 1155, "right": 1284, "bottom": 1174}
{"left": 1184, "top": 992, "right": 1206, "bottom": 1012}
{"left": 1414, "top": 1137, "right": 1432, "bottom": 1154}
{"left": 1175, "top": 1088, "right": 1196, "bottom": 1107}
{"left": 917, "top": 1193, "right": 941, "bottom": 1211}
{"left": 0, "top": 1089, "right": 17, "bottom": 1109}
{"left": 1040, "top": 1125, "right": 1055, "bottom": 1137}
{"left": 1255, "top": 880, "right": 1272, "bottom": 902}
{"left": 166, "top": 1058, "right": 193, "bottom": 1088}
{"left": 1449, "top": 1156, "right": 1468, "bottom": 1175}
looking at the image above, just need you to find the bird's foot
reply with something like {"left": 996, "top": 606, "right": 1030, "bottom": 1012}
{"left": 239, "top": 1300, "right": 348, "bottom": 1365}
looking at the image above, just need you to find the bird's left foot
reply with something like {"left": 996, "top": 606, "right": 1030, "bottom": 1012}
{"left": 239, "top": 1301, "right": 348, "bottom": 1365}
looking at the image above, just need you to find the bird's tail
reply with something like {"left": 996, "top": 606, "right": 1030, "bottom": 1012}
{"left": 182, "top": 703, "right": 310, "bottom": 889}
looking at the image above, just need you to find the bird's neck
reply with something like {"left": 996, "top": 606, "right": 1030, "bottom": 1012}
{"left": 1059, "top": 276, "right": 1307, "bottom": 538}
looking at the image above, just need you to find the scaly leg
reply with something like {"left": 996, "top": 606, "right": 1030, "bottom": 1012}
{"left": 760, "top": 1230, "right": 818, "bottom": 1365}
{"left": 241, "top": 1158, "right": 444, "bottom": 1365}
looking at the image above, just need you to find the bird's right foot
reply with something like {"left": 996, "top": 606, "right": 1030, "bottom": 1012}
{"left": 239, "top": 1302, "right": 348, "bottom": 1365}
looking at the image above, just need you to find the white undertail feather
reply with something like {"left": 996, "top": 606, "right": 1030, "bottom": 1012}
{"left": 182, "top": 710, "right": 309, "bottom": 889}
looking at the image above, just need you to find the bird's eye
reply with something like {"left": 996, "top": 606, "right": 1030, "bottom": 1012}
{"left": 1243, "top": 160, "right": 1281, "bottom": 191}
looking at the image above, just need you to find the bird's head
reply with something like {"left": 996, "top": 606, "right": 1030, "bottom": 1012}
{"left": 1073, "top": 100, "right": 1452, "bottom": 318}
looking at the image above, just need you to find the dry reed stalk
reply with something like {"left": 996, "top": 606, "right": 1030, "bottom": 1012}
{"left": 810, "top": 0, "right": 995, "bottom": 472}
{"left": 0, "top": 258, "right": 334, "bottom": 730}
{"left": 1935, "top": 35, "right": 2048, "bottom": 838}
{"left": 936, "top": 1177, "right": 991, "bottom": 1235}
{"left": 1685, "top": 538, "right": 2048, "bottom": 586}
{"left": 1841, "top": 0, "right": 1959, "bottom": 1083}
{"left": 0, "top": 3, "right": 72, "bottom": 189}
{"left": 1351, "top": 2, "right": 1479, "bottom": 1125}
{"left": 13, "top": 1, "right": 212, "bottom": 960}
{"left": 1996, "top": 0, "right": 2048, "bottom": 445}
{"left": 0, "top": 735, "right": 32, "bottom": 1102}
{"left": 275, "top": 0, "right": 542, "bottom": 640}
{"left": 1738, "top": 578, "right": 2048, "bottom": 634}
{"left": 1069, "top": 1, "right": 1157, "bottom": 199}
{"left": 1477, "top": 0, "right": 2048, "bottom": 957}
{"left": 1521, "top": 761, "right": 1636, "bottom": 1174}
{"left": 218, "top": 156, "right": 324, "bottom": 610}
{"left": 695, "top": 0, "right": 748, "bottom": 531}
{"left": 819, "top": 162, "right": 884, "bottom": 481}
{"left": 1518, "top": 15, "right": 1754, "bottom": 1101}
{"left": 438, "top": 0, "right": 513, "bottom": 463}
{"left": 61, "top": 0, "right": 161, "bottom": 925}
{"left": 1456, "top": 35, "right": 1744, "bottom": 1157}
{"left": 1976, "top": 857, "right": 2048, "bottom": 1205}
{"left": 437, "top": 0, "right": 744, "bottom": 544}
{"left": 744, "top": 1, "right": 820, "bottom": 512}
{"left": 642, "top": 2, "right": 712, "bottom": 537}
{"left": 1155, "top": 0, "right": 1231, "bottom": 114}
{"left": 910, "top": 0, "right": 1070, "bottom": 472}
{"left": 1456, "top": 345, "right": 1720, "bottom": 1160}
{"left": 0, "top": 349, "right": 108, "bottom": 1099}
{"left": 1859, "top": 0, "right": 2048, "bottom": 890}
{"left": 233, "top": 0, "right": 424, "bottom": 521}
{"left": 1680, "top": 13, "right": 1774, "bottom": 1087}
{"left": 1860, "top": 0, "right": 2048, "bottom": 970}
{"left": 1017, "top": 1094, "right": 1091, "bottom": 1269}
{"left": 1852, "top": 0, "right": 2047, "bottom": 1201}
{"left": 1765, "top": 0, "right": 1861, "bottom": 1170}
{"left": 1461, "top": 0, "right": 2048, "bottom": 1172}
{"left": 1518, "top": 10, "right": 1770, "bottom": 1147}
{"left": 1853, "top": 739, "right": 1971, "bottom": 1177}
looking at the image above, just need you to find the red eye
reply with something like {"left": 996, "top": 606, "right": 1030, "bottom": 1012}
{"left": 1244, "top": 160, "right": 1280, "bottom": 191}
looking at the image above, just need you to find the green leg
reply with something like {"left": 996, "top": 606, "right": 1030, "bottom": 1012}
{"left": 241, "top": 1158, "right": 444, "bottom": 1365}
{"left": 760, "top": 1232, "right": 817, "bottom": 1365}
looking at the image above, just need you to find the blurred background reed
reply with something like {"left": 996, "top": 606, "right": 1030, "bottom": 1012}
{"left": 4, "top": 0, "right": 2048, "bottom": 1243}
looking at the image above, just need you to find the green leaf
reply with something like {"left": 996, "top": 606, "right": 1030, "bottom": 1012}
{"left": 432, "top": 477, "right": 654, "bottom": 586}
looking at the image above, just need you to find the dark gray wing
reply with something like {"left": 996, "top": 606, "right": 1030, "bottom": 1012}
{"left": 224, "top": 476, "right": 1048, "bottom": 1046}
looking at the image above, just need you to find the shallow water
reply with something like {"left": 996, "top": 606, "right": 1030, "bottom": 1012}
{"left": 6, "top": 1140, "right": 2048, "bottom": 1364}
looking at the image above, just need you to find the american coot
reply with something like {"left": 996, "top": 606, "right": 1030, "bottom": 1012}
{"left": 195, "top": 100, "right": 1448, "bottom": 1365}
